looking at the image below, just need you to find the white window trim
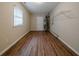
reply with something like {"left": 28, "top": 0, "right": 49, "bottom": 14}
{"left": 13, "top": 6, "right": 23, "bottom": 27}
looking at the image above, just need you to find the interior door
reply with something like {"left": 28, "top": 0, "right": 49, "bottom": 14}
{"left": 36, "top": 16, "right": 44, "bottom": 31}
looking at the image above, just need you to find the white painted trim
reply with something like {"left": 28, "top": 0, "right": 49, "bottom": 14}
{"left": 30, "top": 30, "right": 45, "bottom": 32}
{"left": 50, "top": 31, "right": 79, "bottom": 55}
{"left": 58, "top": 37, "right": 79, "bottom": 55}
{"left": 49, "top": 30, "right": 58, "bottom": 37}
{"left": 30, "top": 30, "right": 44, "bottom": 31}
{"left": 0, "top": 31, "right": 29, "bottom": 55}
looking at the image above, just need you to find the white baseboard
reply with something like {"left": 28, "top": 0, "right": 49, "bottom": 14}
{"left": 30, "top": 30, "right": 44, "bottom": 32}
{"left": 49, "top": 31, "right": 58, "bottom": 37}
{"left": 0, "top": 31, "right": 29, "bottom": 55}
{"left": 58, "top": 37, "right": 79, "bottom": 55}
{"left": 50, "top": 31, "right": 79, "bottom": 55}
{"left": 30, "top": 29, "right": 45, "bottom": 31}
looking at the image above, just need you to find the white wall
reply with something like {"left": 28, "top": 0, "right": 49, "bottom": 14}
{"left": 30, "top": 14, "right": 45, "bottom": 31}
{"left": 50, "top": 2, "right": 79, "bottom": 55}
{"left": 0, "top": 2, "right": 30, "bottom": 55}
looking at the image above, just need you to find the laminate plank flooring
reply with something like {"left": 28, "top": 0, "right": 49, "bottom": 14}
{"left": 3, "top": 31, "right": 77, "bottom": 56}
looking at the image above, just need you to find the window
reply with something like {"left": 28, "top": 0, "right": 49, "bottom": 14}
{"left": 14, "top": 6, "right": 23, "bottom": 26}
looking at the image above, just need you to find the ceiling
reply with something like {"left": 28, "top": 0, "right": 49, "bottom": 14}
{"left": 23, "top": 2, "right": 59, "bottom": 14}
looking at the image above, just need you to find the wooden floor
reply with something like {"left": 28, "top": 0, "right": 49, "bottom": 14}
{"left": 3, "top": 31, "right": 77, "bottom": 56}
